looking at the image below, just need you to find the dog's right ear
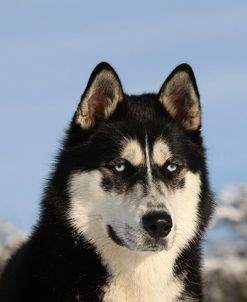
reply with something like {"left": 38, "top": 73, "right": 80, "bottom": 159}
{"left": 158, "top": 64, "right": 201, "bottom": 131}
{"left": 75, "top": 62, "right": 124, "bottom": 129}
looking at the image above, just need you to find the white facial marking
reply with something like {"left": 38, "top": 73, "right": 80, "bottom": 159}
{"left": 152, "top": 139, "right": 171, "bottom": 166}
{"left": 68, "top": 164, "right": 201, "bottom": 301}
{"left": 145, "top": 136, "right": 153, "bottom": 186}
{"left": 121, "top": 139, "right": 144, "bottom": 166}
{"left": 165, "top": 171, "right": 201, "bottom": 252}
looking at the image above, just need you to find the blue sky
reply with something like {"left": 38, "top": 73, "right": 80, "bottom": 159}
{"left": 0, "top": 1, "right": 247, "bottom": 231}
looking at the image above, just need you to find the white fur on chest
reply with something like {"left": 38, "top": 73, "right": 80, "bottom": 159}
{"left": 101, "top": 246, "right": 183, "bottom": 302}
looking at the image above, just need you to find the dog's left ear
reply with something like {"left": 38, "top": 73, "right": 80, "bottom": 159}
{"left": 75, "top": 62, "right": 124, "bottom": 129}
{"left": 158, "top": 64, "right": 201, "bottom": 131}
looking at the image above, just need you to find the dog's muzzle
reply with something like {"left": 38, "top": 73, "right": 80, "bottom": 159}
{"left": 107, "top": 211, "right": 173, "bottom": 252}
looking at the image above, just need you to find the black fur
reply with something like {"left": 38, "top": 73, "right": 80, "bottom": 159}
{"left": 0, "top": 62, "right": 214, "bottom": 301}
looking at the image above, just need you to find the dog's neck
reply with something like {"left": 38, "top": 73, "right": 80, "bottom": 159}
{"left": 89, "top": 229, "right": 184, "bottom": 302}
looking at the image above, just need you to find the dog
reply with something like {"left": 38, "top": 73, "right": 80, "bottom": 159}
{"left": 0, "top": 62, "right": 213, "bottom": 301}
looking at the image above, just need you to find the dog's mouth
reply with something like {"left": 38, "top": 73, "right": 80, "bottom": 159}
{"left": 107, "top": 224, "right": 126, "bottom": 247}
{"left": 106, "top": 224, "right": 171, "bottom": 252}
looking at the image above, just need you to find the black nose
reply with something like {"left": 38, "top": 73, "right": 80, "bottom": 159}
{"left": 142, "top": 212, "right": 173, "bottom": 239}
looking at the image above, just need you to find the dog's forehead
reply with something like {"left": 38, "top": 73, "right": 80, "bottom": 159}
{"left": 120, "top": 137, "right": 171, "bottom": 166}
{"left": 152, "top": 139, "right": 171, "bottom": 166}
{"left": 121, "top": 139, "right": 144, "bottom": 166}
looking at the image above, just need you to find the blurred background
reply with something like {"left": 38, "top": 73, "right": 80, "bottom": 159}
{"left": 0, "top": 1, "right": 246, "bottom": 300}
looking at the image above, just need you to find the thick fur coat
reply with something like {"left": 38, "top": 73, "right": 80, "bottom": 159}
{"left": 0, "top": 63, "right": 213, "bottom": 302}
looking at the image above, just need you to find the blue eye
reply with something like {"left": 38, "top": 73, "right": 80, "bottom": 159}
{"left": 166, "top": 163, "right": 178, "bottom": 172}
{"left": 115, "top": 163, "right": 125, "bottom": 172}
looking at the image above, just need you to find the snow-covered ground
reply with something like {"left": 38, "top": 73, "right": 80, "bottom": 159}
{"left": 0, "top": 185, "right": 246, "bottom": 301}
{"left": 204, "top": 185, "right": 247, "bottom": 302}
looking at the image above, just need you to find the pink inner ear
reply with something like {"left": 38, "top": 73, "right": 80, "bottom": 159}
{"left": 87, "top": 92, "right": 109, "bottom": 120}
{"left": 169, "top": 94, "right": 189, "bottom": 122}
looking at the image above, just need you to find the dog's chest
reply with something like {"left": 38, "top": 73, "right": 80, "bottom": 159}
{"left": 101, "top": 254, "right": 184, "bottom": 302}
{"left": 102, "top": 276, "right": 183, "bottom": 302}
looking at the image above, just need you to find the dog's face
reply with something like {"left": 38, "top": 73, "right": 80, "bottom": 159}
{"left": 65, "top": 63, "right": 204, "bottom": 254}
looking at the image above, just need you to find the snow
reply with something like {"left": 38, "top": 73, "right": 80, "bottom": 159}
{"left": 204, "top": 185, "right": 247, "bottom": 301}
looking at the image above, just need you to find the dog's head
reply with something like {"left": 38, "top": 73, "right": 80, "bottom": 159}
{"left": 59, "top": 62, "right": 207, "bottom": 254}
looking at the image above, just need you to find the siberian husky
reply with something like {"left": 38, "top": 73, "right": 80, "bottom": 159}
{"left": 0, "top": 62, "right": 213, "bottom": 301}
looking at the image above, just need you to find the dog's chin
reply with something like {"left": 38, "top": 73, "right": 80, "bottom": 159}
{"left": 135, "top": 240, "right": 173, "bottom": 253}
{"left": 107, "top": 224, "right": 173, "bottom": 253}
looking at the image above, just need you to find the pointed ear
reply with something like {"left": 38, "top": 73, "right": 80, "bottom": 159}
{"left": 75, "top": 62, "right": 124, "bottom": 129}
{"left": 158, "top": 64, "right": 201, "bottom": 131}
